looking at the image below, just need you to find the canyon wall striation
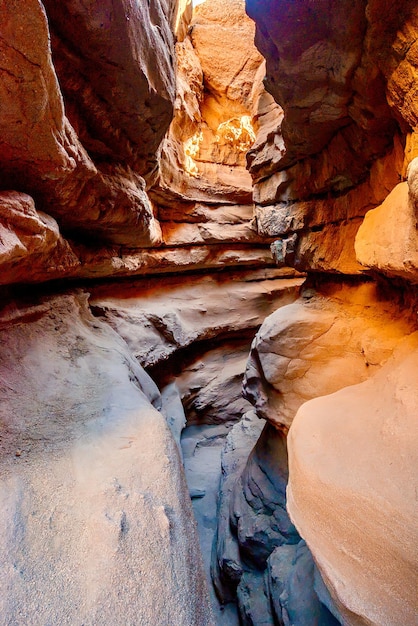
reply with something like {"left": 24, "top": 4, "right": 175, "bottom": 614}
{"left": 0, "top": 0, "right": 301, "bottom": 622}
{"left": 209, "top": 1, "right": 417, "bottom": 624}
{"left": 0, "top": 0, "right": 417, "bottom": 625}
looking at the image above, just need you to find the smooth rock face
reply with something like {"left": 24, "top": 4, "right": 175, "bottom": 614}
{"left": 287, "top": 333, "right": 418, "bottom": 626}
{"left": 0, "top": 293, "right": 213, "bottom": 625}
{"left": 243, "top": 283, "right": 413, "bottom": 429}
{"left": 355, "top": 181, "right": 418, "bottom": 282}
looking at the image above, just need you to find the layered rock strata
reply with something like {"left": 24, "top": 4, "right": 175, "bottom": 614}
{"left": 0, "top": 0, "right": 294, "bottom": 622}
{"left": 211, "top": 1, "right": 418, "bottom": 624}
{"left": 0, "top": 0, "right": 274, "bottom": 288}
{"left": 1, "top": 0, "right": 417, "bottom": 624}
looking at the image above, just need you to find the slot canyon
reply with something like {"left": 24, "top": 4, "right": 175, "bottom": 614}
{"left": 0, "top": 0, "right": 417, "bottom": 624}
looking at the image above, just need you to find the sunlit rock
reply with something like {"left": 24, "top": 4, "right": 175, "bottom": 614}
{"left": 355, "top": 182, "right": 418, "bottom": 282}
{"left": 287, "top": 333, "right": 418, "bottom": 626}
{"left": 243, "top": 283, "right": 415, "bottom": 430}
{"left": 155, "top": 0, "right": 262, "bottom": 205}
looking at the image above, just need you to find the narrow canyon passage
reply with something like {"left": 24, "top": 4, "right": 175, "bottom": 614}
{"left": 0, "top": 0, "right": 417, "bottom": 625}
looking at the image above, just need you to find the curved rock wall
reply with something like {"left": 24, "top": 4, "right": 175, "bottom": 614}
{"left": 0, "top": 0, "right": 302, "bottom": 621}
{"left": 220, "top": 1, "right": 418, "bottom": 624}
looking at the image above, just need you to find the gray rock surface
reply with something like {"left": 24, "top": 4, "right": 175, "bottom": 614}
{"left": 0, "top": 292, "right": 213, "bottom": 625}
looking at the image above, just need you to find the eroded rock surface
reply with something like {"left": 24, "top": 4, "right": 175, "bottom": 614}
{"left": 0, "top": 292, "right": 213, "bottom": 625}
{"left": 1, "top": 0, "right": 418, "bottom": 623}
{"left": 287, "top": 333, "right": 418, "bottom": 626}
{"left": 243, "top": 282, "right": 414, "bottom": 430}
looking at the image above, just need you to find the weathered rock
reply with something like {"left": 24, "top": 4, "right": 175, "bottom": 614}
{"left": 243, "top": 283, "right": 414, "bottom": 429}
{"left": 171, "top": 344, "right": 254, "bottom": 426}
{"left": 211, "top": 411, "right": 265, "bottom": 605}
{"left": 0, "top": 292, "right": 213, "bottom": 625}
{"left": 267, "top": 542, "right": 341, "bottom": 626}
{"left": 72, "top": 243, "right": 281, "bottom": 280}
{"left": 89, "top": 270, "right": 304, "bottom": 367}
{"left": 0, "top": 191, "right": 79, "bottom": 285}
{"left": 0, "top": 0, "right": 164, "bottom": 247}
{"left": 182, "top": 421, "right": 239, "bottom": 625}
{"left": 42, "top": 0, "right": 177, "bottom": 180}
{"left": 236, "top": 570, "right": 274, "bottom": 626}
{"left": 246, "top": 0, "right": 396, "bottom": 176}
{"left": 366, "top": 0, "right": 418, "bottom": 133}
{"left": 154, "top": 0, "right": 261, "bottom": 205}
{"left": 287, "top": 332, "right": 418, "bottom": 626}
{"left": 230, "top": 425, "right": 299, "bottom": 567}
{"left": 355, "top": 181, "right": 418, "bottom": 282}
{"left": 253, "top": 131, "right": 404, "bottom": 275}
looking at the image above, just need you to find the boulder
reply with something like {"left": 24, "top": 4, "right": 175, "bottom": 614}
{"left": 0, "top": 191, "right": 79, "bottom": 285}
{"left": 0, "top": 292, "right": 213, "bottom": 625}
{"left": 243, "top": 284, "right": 413, "bottom": 429}
{"left": 287, "top": 332, "right": 418, "bottom": 626}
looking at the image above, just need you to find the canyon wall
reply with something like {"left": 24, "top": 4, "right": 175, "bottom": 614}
{"left": 210, "top": 1, "right": 417, "bottom": 624}
{"left": 0, "top": 0, "right": 301, "bottom": 622}
{"left": 0, "top": 0, "right": 417, "bottom": 624}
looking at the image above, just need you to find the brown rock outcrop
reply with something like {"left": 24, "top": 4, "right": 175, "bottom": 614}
{"left": 0, "top": 0, "right": 167, "bottom": 248}
{"left": 243, "top": 281, "right": 415, "bottom": 430}
{"left": 0, "top": 191, "right": 79, "bottom": 284}
{"left": 355, "top": 180, "right": 418, "bottom": 283}
{"left": 244, "top": 2, "right": 418, "bottom": 624}
{"left": 245, "top": 0, "right": 417, "bottom": 275}
{"left": 42, "top": 0, "right": 177, "bottom": 180}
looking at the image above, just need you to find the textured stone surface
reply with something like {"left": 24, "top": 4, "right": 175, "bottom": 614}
{"left": 0, "top": 191, "right": 79, "bottom": 285}
{"left": 154, "top": 0, "right": 261, "bottom": 205}
{"left": 355, "top": 181, "right": 418, "bottom": 282}
{"left": 287, "top": 332, "right": 418, "bottom": 626}
{"left": 246, "top": 0, "right": 395, "bottom": 171}
{"left": 90, "top": 271, "right": 304, "bottom": 367}
{"left": 0, "top": 0, "right": 166, "bottom": 247}
{"left": 42, "top": 0, "right": 177, "bottom": 180}
{"left": 245, "top": 0, "right": 415, "bottom": 279}
{"left": 267, "top": 542, "right": 341, "bottom": 626}
{"left": 211, "top": 411, "right": 265, "bottom": 604}
{"left": 0, "top": 293, "right": 213, "bottom": 625}
{"left": 243, "top": 283, "right": 413, "bottom": 430}
{"left": 181, "top": 421, "right": 240, "bottom": 626}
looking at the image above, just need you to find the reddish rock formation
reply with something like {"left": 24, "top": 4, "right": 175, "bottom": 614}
{"left": 287, "top": 333, "right": 418, "bottom": 626}
{"left": 153, "top": 0, "right": 262, "bottom": 204}
{"left": 241, "top": 1, "right": 418, "bottom": 624}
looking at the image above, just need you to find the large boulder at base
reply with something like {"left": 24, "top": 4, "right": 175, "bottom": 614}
{"left": 287, "top": 333, "right": 418, "bottom": 626}
{"left": 0, "top": 293, "right": 213, "bottom": 625}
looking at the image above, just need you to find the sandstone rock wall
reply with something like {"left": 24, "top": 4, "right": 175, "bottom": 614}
{"left": 0, "top": 292, "right": 214, "bottom": 625}
{"left": 226, "top": 1, "right": 418, "bottom": 624}
{"left": 0, "top": 0, "right": 276, "bottom": 287}
{"left": 1, "top": 0, "right": 417, "bottom": 623}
